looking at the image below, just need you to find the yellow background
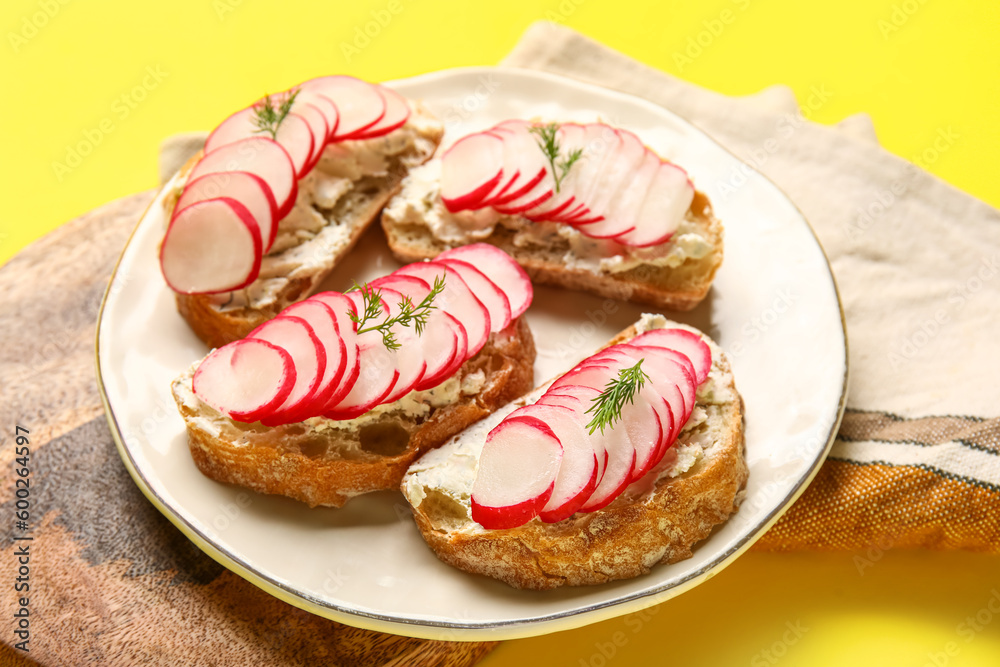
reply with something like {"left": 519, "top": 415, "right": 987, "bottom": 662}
{"left": 2, "top": 0, "right": 999, "bottom": 664}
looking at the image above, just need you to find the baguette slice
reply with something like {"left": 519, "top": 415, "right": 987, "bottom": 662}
{"left": 381, "top": 160, "right": 723, "bottom": 311}
{"left": 171, "top": 317, "right": 535, "bottom": 508}
{"left": 169, "top": 105, "right": 444, "bottom": 349}
{"left": 401, "top": 316, "right": 746, "bottom": 589}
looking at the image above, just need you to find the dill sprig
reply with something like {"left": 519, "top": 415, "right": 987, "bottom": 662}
{"left": 347, "top": 275, "right": 446, "bottom": 351}
{"left": 584, "top": 359, "right": 649, "bottom": 435}
{"left": 529, "top": 123, "right": 584, "bottom": 193}
{"left": 252, "top": 89, "right": 299, "bottom": 140}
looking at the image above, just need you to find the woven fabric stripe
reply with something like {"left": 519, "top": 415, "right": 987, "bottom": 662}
{"left": 754, "top": 459, "right": 1000, "bottom": 552}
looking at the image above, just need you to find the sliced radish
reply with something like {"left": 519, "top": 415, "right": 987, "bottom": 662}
{"left": 280, "top": 299, "right": 347, "bottom": 418}
{"left": 247, "top": 315, "right": 326, "bottom": 426}
{"left": 508, "top": 404, "right": 598, "bottom": 524}
{"left": 488, "top": 121, "right": 549, "bottom": 206}
{"left": 366, "top": 287, "right": 427, "bottom": 404}
{"left": 160, "top": 198, "right": 262, "bottom": 294}
{"left": 290, "top": 101, "right": 332, "bottom": 172}
{"left": 436, "top": 257, "right": 512, "bottom": 332}
{"left": 176, "top": 171, "right": 278, "bottom": 252}
{"left": 585, "top": 129, "right": 647, "bottom": 218}
{"left": 615, "top": 162, "right": 694, "bottom": 247}
{"left": 394, "top": 261, "right": 491, "bottom": 356}
{"left": 471, "top": 417, "right": 563, "bottom": 529}
{"left": 189, "top": 137, "right": 298, "bottom": 218}
{"left": 630, "top": 328, "right": 712, "bottom": 384}
{"left": 372, "top": 275, "right": 459, "bottom": 392}
{"left": 308, "top": 292, "right": 361, "bottom": 409}
{"left": 354, "top": 86, "right": 410, "bottom": 139}
{"left": 437, "top": 244, "right": 533, "bottom": 319}
{"left": 293, "top": 89, "right": 341, "bottom": 141}
{"left": 324, "top": 290, "right": 400, "bottom": 419}
{"left": 205, "top": 105, "right": 315, "bottom": 179}
{"left": 193, "top": 338, "right": 295, "bottom": 423}
{"left": 415, "top": 311, "right": 465, "bottom": 390}
{"left": 440, "top": 133, "right": 505, "bottom": 212}
{"left": 302, "top": 76, "right": 386, "bottom": 140}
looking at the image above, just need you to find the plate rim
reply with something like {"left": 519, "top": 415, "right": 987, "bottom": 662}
{"left": 95, "top": 65, "right": 849, "bottom": 640}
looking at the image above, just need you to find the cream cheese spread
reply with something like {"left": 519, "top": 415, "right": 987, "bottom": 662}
{"left": 383, "top": 159, "right": 714, "bottom": 275}
{"left": 403, "top": 315, "right": 736, "bottom": 518}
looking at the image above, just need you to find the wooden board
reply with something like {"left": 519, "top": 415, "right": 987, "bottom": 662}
{"left": 0, "top": 192, "right": 497, "bottom": 666}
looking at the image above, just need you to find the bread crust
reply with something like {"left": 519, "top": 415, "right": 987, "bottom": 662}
{"left": 172, "top": 317, "right": 536, "bottom": 508}
{"left": 404, "top": 323, "right": 747, "bottom": 589}
{"left": 383, "top": 191, "right": 723, "bottom": 312}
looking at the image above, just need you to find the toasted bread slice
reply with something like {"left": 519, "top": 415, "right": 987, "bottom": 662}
{"left": 401, "top": 316, "right": 746, "bottom": 589}
{"left": 168, "top": 106, "right": 444, "bottom": 349}
{"left": 171, "top": 317, "right": 535, "bottom": 508}
{"left": 381, "top": 161, "right": 723, "bottom": 311}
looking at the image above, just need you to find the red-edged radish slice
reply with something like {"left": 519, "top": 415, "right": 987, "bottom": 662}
{"left": 368, "top": 286, "right": 427, "bottom": 404}
{"left": 414, "top": 311, "right": 465, "bottom": 390}
{"left": 510, "top": 404, "right": 598, "bottom": 523}
{"left": 189, "top": 137, "right": 298, "bottom": 218}
{"left": 615, "top": 162, "right": 694, "bottom": 247}
{"left": 436, "top": 243, "right": 533, "bottom": 319}
{"left": 353, "top": 86, "right": 410, "bottom": 139}
{"left": 488, "top": 121, "right": 550, "bottom": 206}
{"left": 294, "top": 89, "right": 341, "bottom": 141}
{"left": 193, "top": 338, "right": 295, "bottom": 423}
{"left": 630, "top": 328, "right": 711, "bottom": 384}
{"left": 574, "top": 149, "right": 657, "bottom": 234}
{"left": 436, "top": 257, "right": 512, "bottom": 332}
{"left": 160, "top": 198, "right": 262, "bottom": 294}
{"left": 176, "top": 171, "right": 279, "bottom": 252}
{"left": 583, "top": 129, "right": 647, "bottom": 220}
{"left": 471, "top": 417, "right": 563, "bottom": 529}
{"left": 440, "top": 133, "right": 505, "bottom": 212}
{"left": 372, "top": 274, "right": 458, "bottom": 392}
{"left": 394, "top": 261, "right": 491, "bottom": 356}
{"left": 537, "top": 386, "right": 609, "bottom": 486}
{"left": 290, "top": 101, "right": 331, "bottom": 172}
{"left": 302, "top": 76, "right": 386, "bottom": 140}
{"left": 583, "top": 347, "right": 673, "bottom": 479}
{"left": 248, "top": 315, "right": 326, "bottom": 426}
{"left": 308, "top": 292, "right": 361, "bottom": 409}
{"left": 280, "top": 299, "right": 348, "bottom": 418}
{"left": 324, "top": 290, "right": 400, "bottom": 419}
{"left": 491, "top": 178, "right": 553, "bottom": 214}
{"left": 205, "top": 105, "right": 315, "bottom": 179}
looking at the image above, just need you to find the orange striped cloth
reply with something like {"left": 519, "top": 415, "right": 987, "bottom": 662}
{"left": 502, "top": 23, "right": 1000, "bottom": 554}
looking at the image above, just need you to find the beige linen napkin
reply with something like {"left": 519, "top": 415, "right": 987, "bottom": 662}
{"left": 159, "top": 23, "right": 1000, "bottom": 552}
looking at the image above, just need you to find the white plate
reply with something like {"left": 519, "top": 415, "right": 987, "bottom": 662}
{"left": 96, "top": 67, "right": 847, "bottom": 641}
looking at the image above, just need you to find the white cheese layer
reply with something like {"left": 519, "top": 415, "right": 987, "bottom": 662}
{"left": 402, "top": 315, "right": 736, "bottom": 518}
{"left": 383, "top": 159, "right": 713, "bottom": 275}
